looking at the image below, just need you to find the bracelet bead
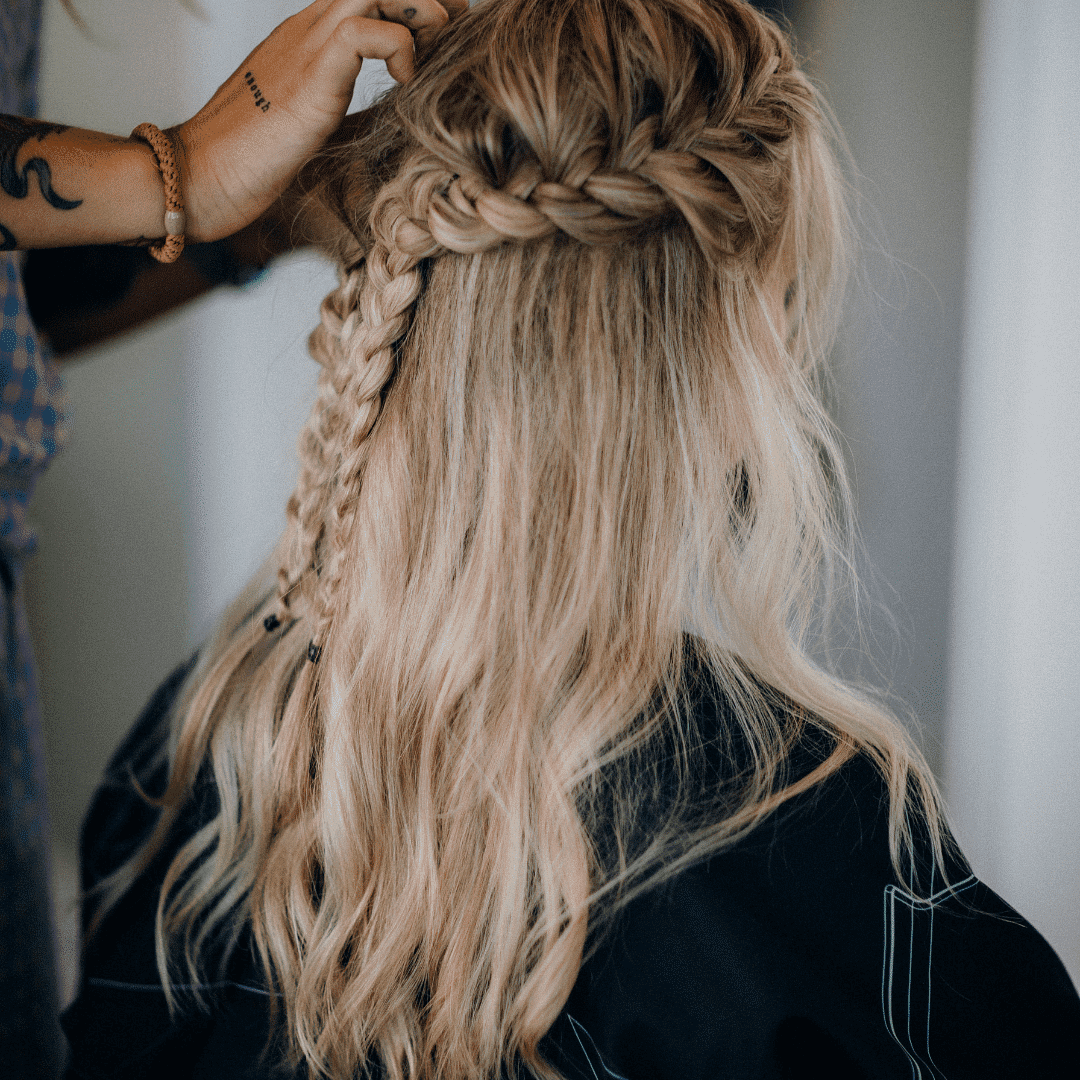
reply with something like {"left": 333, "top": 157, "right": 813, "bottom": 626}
{"left": 163, "top": 209, "right": 186, "bottom": 237}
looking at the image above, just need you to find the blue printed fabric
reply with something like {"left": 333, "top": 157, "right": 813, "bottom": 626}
{"left": 0, "top": 252, "right": 69, "bottom": 552}
{"left": 0, "top": 0, "right": 71, "bottom": 1076}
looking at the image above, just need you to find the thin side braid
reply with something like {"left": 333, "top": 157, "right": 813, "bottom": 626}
{"left": 268, "top": 267, "right": 375, "bottom": 629}
{"left": 270, "top": 183, "right": 445, "bottom": 643}
{"left": 310, "top": 245, "right": 429, "bottom": 643}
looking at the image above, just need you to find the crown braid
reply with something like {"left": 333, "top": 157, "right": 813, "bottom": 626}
{"left": 383, "top": 0, "right": 812, "bottom": 264}
{"left": 363, "top": 100, "right": 803, "bottom": 265}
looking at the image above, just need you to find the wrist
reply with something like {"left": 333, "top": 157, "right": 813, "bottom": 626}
{"left": 130, "top": 124, "right": 187, "bottom": 261}
{"left": 168, "top": 121, "right": 238, "bottom": 244}
{"left": 121, "top": 122, "right": 209, "bottom": 248}
{"left": 167, "top": 122, "right": 203, "bottom": 242}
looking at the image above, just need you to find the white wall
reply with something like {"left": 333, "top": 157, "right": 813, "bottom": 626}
{"left": 800, "top": 0, "right": 1078, "bottom": 988}
{"left": 800, "top": 0, "right": 977, "bottom": 779}
{"left": 946, "top": 0, "right": 1080, "bottom": 985}
{"left": 28, "top": 0, "right": 393, "bottom": 851}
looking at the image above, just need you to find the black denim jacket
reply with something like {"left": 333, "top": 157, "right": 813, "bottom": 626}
{"left": 61, "top": 657, "right": 1080, "bottom": 1079}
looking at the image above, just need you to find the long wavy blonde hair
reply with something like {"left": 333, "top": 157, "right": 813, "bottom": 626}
{"left": 94, "top": 1, "right": 953, "bottom": 1077}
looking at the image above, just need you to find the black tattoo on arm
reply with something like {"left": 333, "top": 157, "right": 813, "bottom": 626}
{"left": 0, "top": 221, "right": 16, "bottom": 250}
{"left": 0, "top": 117, "right": 84, "bottom": 223}
{"left": 244, "top": 71, "right": 271, "bottom": 113}
{"left": 404, "top": 7, "right": 418, "bottom": 19}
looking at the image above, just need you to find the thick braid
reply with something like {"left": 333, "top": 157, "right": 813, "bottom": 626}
{"left": 407, "top": 65, "right": 810, "bottom": 263}
{"left": 389, "top": 0, "right": 811, "bottom": 264}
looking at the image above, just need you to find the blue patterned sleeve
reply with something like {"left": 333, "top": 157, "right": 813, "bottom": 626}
{"left": 0, "top": 251, "right": 69, "bottom": 556}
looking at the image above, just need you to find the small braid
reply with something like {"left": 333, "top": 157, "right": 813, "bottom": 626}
{"left": 308, "top": 245, "right": 429, "bottom": 642}
{"left": 270, "top": 170, "right": 447, "bottom": 644}
{"left": 266, "top": 270, "right": 368, "bottom": 630}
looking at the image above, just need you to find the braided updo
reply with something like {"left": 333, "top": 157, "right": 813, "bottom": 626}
{"left": 273, "top": 0, "right": 815, "bottom": 651}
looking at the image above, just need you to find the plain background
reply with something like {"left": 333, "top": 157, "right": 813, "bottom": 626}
{"left": 24, "top": 0, "right": 1079, "bottom": 1008}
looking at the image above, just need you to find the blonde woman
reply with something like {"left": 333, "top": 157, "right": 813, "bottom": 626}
{"left": 0, "top": 2, "right": 464, "bottom": 1075}
{"left": 61, "top": 1, "right": 1080, "bottom": 1077}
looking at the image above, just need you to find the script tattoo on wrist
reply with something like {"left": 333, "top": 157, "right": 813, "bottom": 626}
{"left": 244, "top": 71, "right": 271, "bottom": 113}
{"left": 0, "top": 116, "right": 83, "bottom": 247}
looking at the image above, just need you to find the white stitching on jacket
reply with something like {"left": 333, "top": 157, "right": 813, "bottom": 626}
{"left": 880, "top": 871, "right": 978, "bottom": 1079}
{"left": 566, "top": 1014, "right": 629, "bottom": 1080}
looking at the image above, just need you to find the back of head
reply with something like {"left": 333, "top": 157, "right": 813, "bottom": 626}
{"left": 122, "top": 4, "right": 946, "bottom": 1079}
{"left": 279, "top": 0, "right": 849, "bottom": 670}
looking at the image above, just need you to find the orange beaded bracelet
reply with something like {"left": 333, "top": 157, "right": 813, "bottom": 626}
{"left": 130, "top": 122, "right": 185, "bottom": 263}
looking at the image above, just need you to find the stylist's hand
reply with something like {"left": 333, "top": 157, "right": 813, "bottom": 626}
{"left": 175, "top": 0, "right": 467, "bottom": 243}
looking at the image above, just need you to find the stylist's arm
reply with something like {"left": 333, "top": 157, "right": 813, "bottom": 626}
{"left": 0, "top": 0, "right": 466, "bottom": 253}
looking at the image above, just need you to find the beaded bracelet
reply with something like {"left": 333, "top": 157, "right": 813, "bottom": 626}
{"left": 130, "top": 122, "right": 185, "bottom": 263}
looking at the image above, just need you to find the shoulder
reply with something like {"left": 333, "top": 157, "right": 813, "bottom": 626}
{"left": 544, "top": 675, "right": 1080, "bottom": 1080}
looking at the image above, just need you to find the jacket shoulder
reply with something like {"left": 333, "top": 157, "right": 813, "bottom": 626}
{"left": 549, "top": 679, "right": 1080, "bottom": 1080}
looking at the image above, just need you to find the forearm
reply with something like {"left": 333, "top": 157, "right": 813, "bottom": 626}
{"left": 24, "top": 211, "right": 294, "bottom": 358}
{"left": 24, "top": 246, "right": 205, "bottom": 357}
{"left": 12, "top": 106, "right": 377, "bottom": 355}
{"left": 2, "top": 0, "right": 467, "bottom": 253}
{"left": 0, "top": 117, "right": 171, "bottom": 250}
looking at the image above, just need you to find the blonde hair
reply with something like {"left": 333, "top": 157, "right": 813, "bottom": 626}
{"left": 93, "top": 1, "right": 954, "bottom": 1077}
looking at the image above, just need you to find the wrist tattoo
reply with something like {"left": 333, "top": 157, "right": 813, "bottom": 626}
{"left": 244, "top": 71, "right": 271, "bottom": 113}
{"left": 0, "top": 116, "right": 83, "bottom": 214}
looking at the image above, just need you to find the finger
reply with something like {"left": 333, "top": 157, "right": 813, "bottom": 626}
{"left": 311, "top": 0, "right": 448, "bottom": 78}
{"left": 324, "top": 0, "right": 451, "bottom": 32}
{"left": 413, "top": 1, "right": 464, "bottom": 54}
{"left": 332, "top": 15, "right": 417, "bottom": 83}
{"left": 326, "top": 1, "right": 453, "bottom": 77}
{"left": 375, "top": 0, "right": 450, "bottom": 34}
